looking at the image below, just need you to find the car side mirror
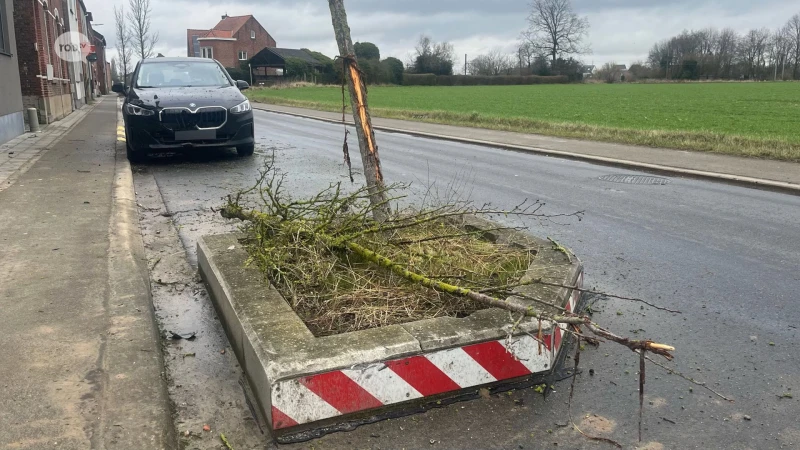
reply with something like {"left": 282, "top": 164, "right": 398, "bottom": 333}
{"left": 236, "top": 80, "right": 250, "bottom": 91}
{"left": 112, "top": 82, "right": 124, "bottom": 94}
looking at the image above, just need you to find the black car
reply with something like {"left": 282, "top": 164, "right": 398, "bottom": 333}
{"left": 113, "top": 57, "right": 255, "bottom": 162}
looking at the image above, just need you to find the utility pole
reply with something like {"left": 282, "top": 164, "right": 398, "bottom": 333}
{"left": 465, "top": 54, "right": 467, "bottom": 75}
{"left": 328, "top": 0, "right": 390, "bottom": 222}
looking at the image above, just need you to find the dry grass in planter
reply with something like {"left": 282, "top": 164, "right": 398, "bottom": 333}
{"left": 221, "top": 165, "right": 549, "bottom": 337}
{"left": 252, "top": 219, "right": 534, "bottom": 336}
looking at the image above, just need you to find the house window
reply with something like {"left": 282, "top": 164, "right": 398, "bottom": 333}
{"left": 251, "top": 30, "right": 256, "bottom": 39}
{"left": 238, "top": 51, "right": 247, "bottom": 61}
{"left": 201, "top": 47, "right": 213, "bottom": 59}
{"left": 0, "top": 0, "right": 10, "bottom": 54}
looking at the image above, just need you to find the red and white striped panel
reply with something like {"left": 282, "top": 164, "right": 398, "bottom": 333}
{"left": 545, "top": 271, "right": 584, "bottom": 365}
{"left": 271, "top": 272, "right": 584, "bottom": 430}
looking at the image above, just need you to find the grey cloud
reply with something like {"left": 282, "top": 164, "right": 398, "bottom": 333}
{"left": 93, "top": 0, "right": 799, "bottom": 68}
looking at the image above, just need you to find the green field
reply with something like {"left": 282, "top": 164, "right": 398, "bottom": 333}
{"left": 247, "top": 83, "right": 800, "bottom": 161}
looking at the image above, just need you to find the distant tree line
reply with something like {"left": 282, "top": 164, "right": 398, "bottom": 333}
{"left": 253, "top": 0, "right": 800, "bottom": 87}
{"left": 643, "top": 13, "right": 800, "bottom": 80}
{"left": 261, "top": 1, "right": 590, "bottom": 87}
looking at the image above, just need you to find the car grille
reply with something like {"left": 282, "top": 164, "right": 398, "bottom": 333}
{"left": 160, "top": 107, "right": 227, "bottom": 131}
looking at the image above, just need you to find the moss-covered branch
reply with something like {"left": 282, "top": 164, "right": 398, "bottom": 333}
{"left": 345, "top": 239, "right": 674, "bottom": 359}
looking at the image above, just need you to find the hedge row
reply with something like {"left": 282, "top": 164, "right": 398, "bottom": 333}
{"left": 403, "top": 74, "right": 570, "bottom": 86}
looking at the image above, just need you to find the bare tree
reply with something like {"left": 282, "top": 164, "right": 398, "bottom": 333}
{"left": 739, "top": 28, "right": 770, "bottom": 79}
{"left": 769, "top": 26, "right": 793, "bottom": 80}
{"left": 470, "top": 48, "right": 513, "bottom": 76}
{"left": 127, "top": 0, "right": 159, "bottom": 60}
{"left": 788, "top": 14, "right": 800, "bottom": 79}
{"left": 517, "top": 42, "right": 537, "bottom": 73}
{"left": 523, "top": 0, "right": 589, "bottom": 66}
{"left": 114, "top": 5, "right": 132, "bottom": 85}
{"left": 596, "top": 62, "right": 623, "bottom": 83}
{"left": 648, "top": 27, "right": 744, "bottom": 79}
{"left": 717, "top": 28, "right": 739, "bottom": 78}
{"left": 411, "top": 35, "right": 455, "bottom": 75}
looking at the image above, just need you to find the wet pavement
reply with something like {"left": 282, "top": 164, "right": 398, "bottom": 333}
{"left": 132, "top": 110, "right": 800, "bottom": 449}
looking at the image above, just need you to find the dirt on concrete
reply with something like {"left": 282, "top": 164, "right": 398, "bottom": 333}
{"left": 132, "top": 164, "right": 270, "bottom": 450}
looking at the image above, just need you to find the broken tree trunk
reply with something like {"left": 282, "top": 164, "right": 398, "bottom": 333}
{"left": 328, "top": 0, "right": 390, "bottom": 222}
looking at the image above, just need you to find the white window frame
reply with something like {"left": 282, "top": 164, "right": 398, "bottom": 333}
{"left": 238, "top": 51, "right": 247, "bottom": 61}
{"left": 201, "top": 47, "right": 213, "bottom": 59}
{"left": 250, "top": 30, "right": 256, "bottom": 39}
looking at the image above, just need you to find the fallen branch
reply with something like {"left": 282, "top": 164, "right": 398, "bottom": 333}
{"left": 644, "top": 354, "right": 734, "bottom": 402}
{"left": 220, "top": 433, "right": 234, "bottom": 450}
{"left": 220, "top": 164, "right": 684, "bottom": 445}
{"left": 222, "top": 204, "right": 675, "bottom": 360}
{"left": 389, "top": 226, "right": 522, "bottom": 246}
{"left": 482, "top": 278, "right": 681, "bottom": 314}
{"left": 639, "top": 348, "right": 646, "bottom": 442}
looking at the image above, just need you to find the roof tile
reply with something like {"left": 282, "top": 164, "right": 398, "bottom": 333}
{"left": 213, "top": 15, "right": 253, "bottom": 34}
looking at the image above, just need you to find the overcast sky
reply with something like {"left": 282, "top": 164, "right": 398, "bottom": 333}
{"left": 92, "top": 0, "right": 799, "bottom": 69}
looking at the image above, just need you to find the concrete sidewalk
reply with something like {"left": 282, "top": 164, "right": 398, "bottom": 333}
{"left": 253, "top": 103, "right": 800, "bottom": 193}
{"left": 0, "top": 98, "right": 175, "bottom": 449}
{"left": 0, "top": 101, "right": 99, "bottom": 193}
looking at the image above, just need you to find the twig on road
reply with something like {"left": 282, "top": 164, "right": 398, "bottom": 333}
{"left": 644, "top": 354, "right": 734, "bottom": 402}
{"left": 220, "top": 433, "right": 234, "bottom": 450}
{"left": 482, "top": 279, "right": 682, "bottom": 314}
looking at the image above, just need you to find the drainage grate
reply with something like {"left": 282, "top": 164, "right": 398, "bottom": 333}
{"left": 599, "top": 174, "right": 670, "bottom": 185}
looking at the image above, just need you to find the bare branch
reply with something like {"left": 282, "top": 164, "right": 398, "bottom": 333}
{"left": 127, "top": 0, "right": 159, "bottom": 60}
{"left": 482, "top": 279, "right": 682, "bottom": 314}
{"left": 114, "top": 6, "right": 132, "bottom": 82}
{"left": 525, "top": 0, "right": 590, "bottom": 65}
{"left": 644, "top": 354, "right": 734, "bottom": 402}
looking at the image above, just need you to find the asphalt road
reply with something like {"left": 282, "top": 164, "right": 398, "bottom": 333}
{"left": 137, "top": 110, "right": 800, "bottom": 449}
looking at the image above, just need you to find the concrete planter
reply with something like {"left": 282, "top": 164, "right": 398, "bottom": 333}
{"left": 198, "top": 216, "right": 583, "bottom": 442}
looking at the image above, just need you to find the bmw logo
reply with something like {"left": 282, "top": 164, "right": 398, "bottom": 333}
{"left": 189, "top": 103, "right": 196, "bottom": 108}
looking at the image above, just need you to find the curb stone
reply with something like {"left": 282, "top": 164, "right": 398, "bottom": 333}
{"left": 97, "top": 99, "right": 176, "bottom": 448}
{"left": 198, "top": 218, "right": 583, "bottom": 442}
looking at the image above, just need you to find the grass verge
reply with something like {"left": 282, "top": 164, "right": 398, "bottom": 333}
{"left": 247, "top": 85, "right": 800, "bottom": 162}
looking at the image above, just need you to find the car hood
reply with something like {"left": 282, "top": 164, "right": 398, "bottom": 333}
{"left": 129, "top": 86, "right": 247, "bottom": 109}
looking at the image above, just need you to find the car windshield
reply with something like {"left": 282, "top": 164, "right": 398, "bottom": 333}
{"left": 135, "top": 61, "right": 232, "bottom": 88}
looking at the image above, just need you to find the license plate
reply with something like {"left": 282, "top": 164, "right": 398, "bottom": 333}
{"left": 175, "top": 129, "right": 216, "bottom": 141}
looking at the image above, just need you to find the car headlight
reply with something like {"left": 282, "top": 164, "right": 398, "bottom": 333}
{"left": 125, "top": 104, "right": 155, "bottom": 116}
{"left": 230, "top": 100, "right": 251, "bottom": 114}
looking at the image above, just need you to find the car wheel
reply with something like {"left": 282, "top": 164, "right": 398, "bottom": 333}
{"left": 125, "top": 129, "right": 148, "bottom": 163}
{"left": 236, "top": 144, "right": 255, "bottom": 157}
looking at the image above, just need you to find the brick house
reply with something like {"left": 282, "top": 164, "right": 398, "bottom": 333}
{"left": 90, "top": 29, "right": 108, "bottom": 95}
{"left": 13, "top": 0, "right": 73, "bottom": 124}
{"left": 187, "top": 14, "right": 276, "bottom": 70}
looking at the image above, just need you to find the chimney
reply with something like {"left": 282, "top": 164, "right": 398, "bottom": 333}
{"left": 222, "top": 14, "right": 228, "bottom": 20}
